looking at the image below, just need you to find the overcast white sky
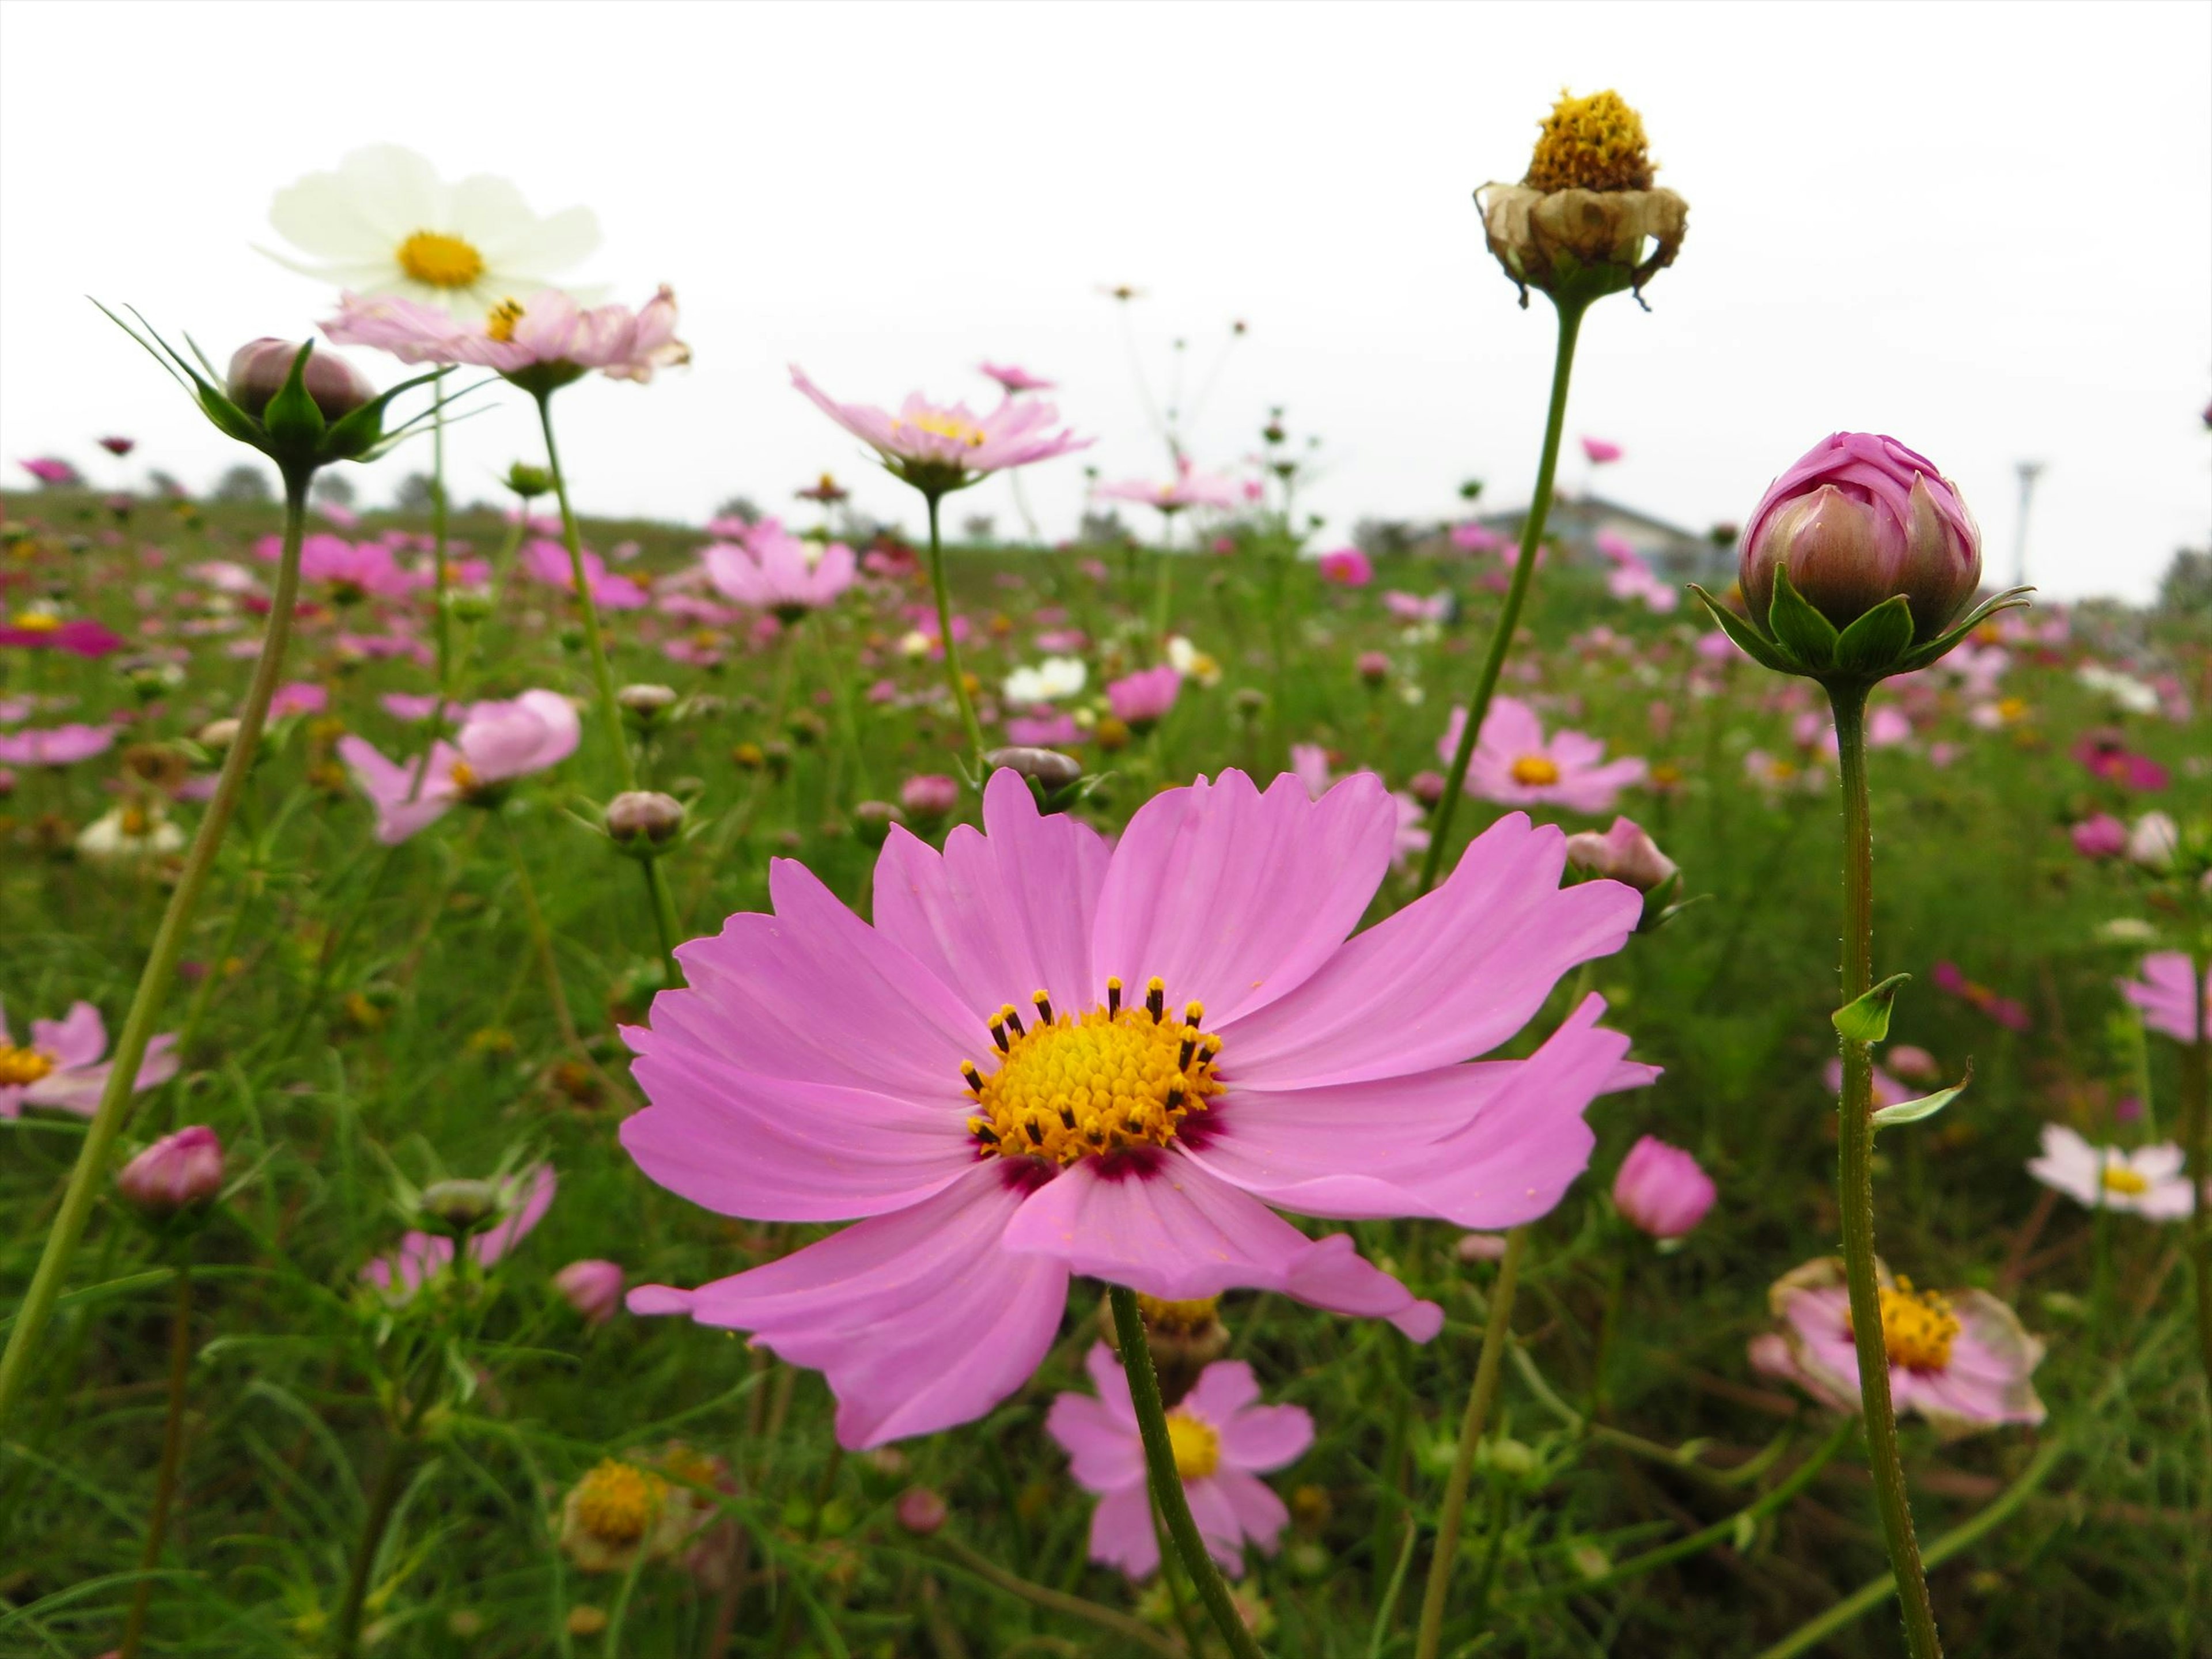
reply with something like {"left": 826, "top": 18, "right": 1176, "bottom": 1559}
{"left": 3, "top": 1, "right": 2207, "bottom": 600}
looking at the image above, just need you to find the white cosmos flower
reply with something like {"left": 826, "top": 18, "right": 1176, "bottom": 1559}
{"left": 1002, "top": 657, "right": 1087, "bottom": 703}
{"left": 261, "top": 145, "right": 599, "bottom": 320}
{"left": 77, "top": 806, "right": 185, "bottom": 869}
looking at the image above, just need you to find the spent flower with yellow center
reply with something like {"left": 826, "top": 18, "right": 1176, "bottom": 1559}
{"left": 397, "top": 230, "right": 488, "bottom": 290}
{"left": 559, "top": 1459, "right": 670, "bottom": 1573}
{"left": 0, "top": 1044, "right": 58, "bottom": 1087}
{"left": 1166, "top": 1410, "right": 1222, "bottom": 1480}
{"left": 1525, "top": 89, "right": 1655, "bottom": 193}
{"left": 964, "top": 978, "right": 1224, "bottom": 1166}
{"left": 1870, "top": 1278, "right": 1960, "bottom": 1372}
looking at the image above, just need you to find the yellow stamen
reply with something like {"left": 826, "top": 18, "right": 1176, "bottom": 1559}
{"left": 893, "top": 410, "right": 988, "bottom": 449}
{"left": 486, "top": 298, "right": 525, "bottom": 343}
{"left": 1524, "top": 89, "right": 1655, "bottom": 194}
{"left": 965, "top": 978, "right": 1224, "bottom": 1166}
{"left": 0, "top": 1044, "right": 57, "bottom": 1087}
{"left": 1863, "top": 1277, "right": 1960, "bottom": 1372}
{"left": 1137, "top": 1295, "right": 1221, "bottom": 1335}
{"left": 449, "top": 760, "right": 479, "bottom": 791}
{"left": 570, "top": 1460, "right": 664, "bottom": 1546}
{"left": 1510, "top": 755, "right": 1561, "bottom": 787}
{"left": 2101, "top": 1164, "right": 2150, "bottom": 1196}
{"left": 9, "top": 611, "right": 60, "bottom": 632}
{"left": 1166, "top": 1411, "right": 1221, "bottom": 1481}
{"left": 396, "top": 230, "right": 487, "bottom": 290}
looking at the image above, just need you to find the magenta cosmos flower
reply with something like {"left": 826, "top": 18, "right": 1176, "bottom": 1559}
{"left": 2122, "top": 952, "right": 2209, "bottom": 1045}
{"left": 1105, "top": 664, "right": 1181, "bottom": 730}
{"left": 1317, "top": 548, "right": 1373, "bottom": 587}
{"left": 1749, "top": 1257, "right": 2046, "bottom": 1438}
{"left": 1580, "top": 437, "right": 1623, "bottom": 464}
{"left": 1, "top": 998, "right": 178, "bottom": 1120}
{"left": 0, "top": 722, "right": 115, "bottom": 768}
{"left": 1048, "top": 1342, "right": 1311, "bottom": 1578}
{"left": 0, "top": 616, "right": 124, "bottom": 657}
{"left": 1611, "top": 1134, "right": 1714, "bottom": 1238}
{"left": 2027, "top": 1124, "right": 2195, "bottom": 1220}
{"left": 623, "top": 767, "right": 1653, "bottom": 1447}
{"left": 792, "top": 367, "right": 1089, "bottom": 495}
{"left": 702, "top": 520, "right": 857, "bottom": 622}
{"left": 324, "top": 286, "right": 687, "bottom": 387}
{"left": 336, "top": 690, "right": 579, "bottom": 844}
{"left": 1440, "top": 696, "right": 1647, "bottom": 815}
{"left": 362, "top": 1164, "right": 558, "bottom": 1302}
{"left": 259, "top": 532, "right": 417, "bottom": 604}
{"left": 521, "top": 539, "right": 649, "bottom": 610}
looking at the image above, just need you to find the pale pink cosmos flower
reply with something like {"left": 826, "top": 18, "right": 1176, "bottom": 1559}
{"left": 1442, "top": 696, "right": 1647, "bottom": 815}
{"left": 1094, "top": 459, "right": 1244, "bottom": 514}
{"left": 1750, "top": 1257, "right": 2046, "bottom": 1438}
{"left": 1611, "top": 1135, "right": 1715, "bottom": 1238}
{"left": 521, "top": 539, "right": 649, "bottom": 611}
{"left": 1384, "top": 590, "right": 1450, "bottom": 624}
{"left": 1, "top": 998, "right": 178, "bottom": 1120}
{"left": 980, "top": 362, "right": 1055, "bottom": 393}
{"left": 336, "top": 690, "right": 580, "bottom": 844}
{"left": 1106, "top": 665, "right": 1181, "bottom": 729}
{"left": 0, "top": 722, "right": 115, "bottom": 768}
{"left": 363, "top": 1165, "right": 558, "bottom": 1302}
{"left": 187, "top": 560, "right": 262, "bottom": 596}
{"left": 702, "top": 520, "right": 857, "bottom": 620}
{"left": 255, "top": 532, "right": 416, "bottom": 603}
{"left": 2121, "top": 952, "right": 2209, "bottom": 1045}
{"left": 623, "top": 768, "right": 1653, "bottom": 1447}
{"left": 792, "top": 367, "right": 1089, "bottom": 491}
{"left": 1047, "top": 1342, "right": 1311, "bottom": 1579}
{"left": 2027, "top": 1124, "right": 2195, "bottom": 1219}
{"left": 270, "top": 682, "right": 327, "bottom": 719}
{"left": 324, "top": 286, "right": 688, "bottom": 385}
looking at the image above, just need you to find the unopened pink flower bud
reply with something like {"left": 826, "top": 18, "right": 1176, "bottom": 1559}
{"left": 1356, "top": 650, "right": 1391, "bottom": 687}
{"left": 1563, "top": 816, "right": 1677, "bottom": 895}
{"left": 899, "top": 773, "right": 960, "bottom": 820}
{"left": 225, "top": 338, "right": 375, "bottom": 422}
{"left": 553, "top": 1259, "right": 624, "bottom": 1324}
{"left": 896, "top": 1487, "right": 948, "bottom": 1535}
{"left": 116, "top": 1126, "right": 224, "bottom": 1217}
{"left": 1741, "top": 434, "right": 1981, "bottom": 642}
{"left": 1456, "top": 1231, "right": 1509, "bottom": 1263}
{"left": 605, "top": 790, "right": 685, "bottom": 846}
{"left": 1611, "top": 1135, "right": 1715, "bottom": 1238}
{"left": 1408, "top": 770, "right": 1446, "bottom": 808}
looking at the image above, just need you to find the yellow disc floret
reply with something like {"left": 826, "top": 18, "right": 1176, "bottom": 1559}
{"left": 486, "top": 298, "right": 526, "bottom": 343}
{"left": 570, "top": 1460, "right": 664, "bottom": 1547}
{"left": 1510, "top": 755, "right": 1561, "bottom": 787}
{"left": 1875, "top": 1278, "right": 1960, "bottom": 1372}
{"left": 2101, "top": 1164, "right": 2150, "bottom": 1196}
{"left": 895, "top": 410, "right": 989, "bottom": 449}
{"left": 397, "top": 230, "right": 487, "bottom": 290}
{"left": 1524, "top": 89, "right": 1655, "bottom": 194}
{"left": 1166, "top": 1411, "right": 1222, "bottom": 1481}
{"left": 965, "top": 977, "right": 1223, "bottom": 1166}
{"left": 1138, "top": 1294, "right": 1222, "bottom": 1336}
{"left": 0, "top": 1044, "right": 57, "bottom": 1087}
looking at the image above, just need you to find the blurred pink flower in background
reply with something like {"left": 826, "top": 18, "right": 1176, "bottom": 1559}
{"left": 1094, "top": 460, "right": 1242, "bottom": 513}
{"left": 702, "top": 520, "right": 856, "bottom": 620}
{"left": 117, "top": 1126, "right": 225, "bottom": 1217}
{"left": 554, "top": 1259, "right": 626, "bottom": 1324}
{"left": 1612, "top": 1135, "right": 1715, "bottom": 1238}
{"left": 1930, "top": 961, "right": 2030, "bottom": 1032}
{"left": 1444, "top": 696, "right": 1647, "bottom": 813}
{"left": 2071, "top": 730, "right": 2168, "bottom": 793}
{"left": 2069, "top": 814, "right": 2128, "bottom": 859}
{"left": 0, "top": 722, "right": 115, "bottom": 768}
{"left": 325, "top": 286, "right": 688, "bottom": 384}
{"left": 1581, "top": 437, "right": 1623, "bottom": 464}
{"left": 0, "top": 616, "right": 124, "bottom": 657}
{"left": 1105, "top": 664, "right": 1181, "bottom": 729}
{"left": 794, "top": 367, "right": 1089, "bottom": 485}
{"left": 1383, "top": 590, "right": 1450, "bottom": 624}
{"left": 337, "top": 690, "right": 580, "bottom": 843}
{"left": 2027, "top": 1124, "right": 2195, "bottom": 1219}
{"left": 521, "top": 539, "right": 649, "bottom": 610}
{"left": 2122, "top": 952, "right": 2209, "bottom": 1046}
{"left": 1317, "top": 547, "right": 1373, "bottom": 587}
{"left": 270, "top": 683, "right": 328, "bottom": 719}
{"left": 362, "top": 1165, "right": 558, "bottom": 1302}
{"left": 979, "top": 361, "right": 1055, "bottom": 393}
{"left": 1, "top": 998, "right": 177, "bottom": 1120}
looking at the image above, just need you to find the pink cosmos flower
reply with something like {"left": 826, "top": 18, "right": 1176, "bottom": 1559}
{"left": 1094, "top": 460, "right": 1243, "bottom": 514}
{"left": 380, "top": 692, "right": 464, "bottom": 724}
{"left": 117, "top": 1125, "right": 224, "bottom": 1216}
{"left": 336, "top": 690, "right": 580, "bottom": 844}
{"left": 980, "top": 361, "right": 1055, "bottom": 393}
{"left": 2120, "top": 952, "right": 2208, "bottom": 1046}
{"left": 1384, "top": 590, "right": 1450, "bottom": 624}
{"left": 1750, "top": 1257, "right": 2045, "bottom": 1438}
{"left": 2026, "top": 1123, "right": 2195, "bottom": 1219}
{"left": 1004, "top": 711, "right": 1084, "bottom": 748}
{"left": 1581, "top": 437, "right": 1623, "bottom": 464}
{"left": 793, "top": 367, "right": 1089, "bottom": 490}
{"left": 270, "top": 682, "right": 327, "bottom": 719}
{"left": 1317, "top": 548, "right": 1373, "bottom": 587}
{"left": 900, "top": 774, "right": 960, "bottom": 820}
{"left": 1442, "top": 696, "right": 1647, "bottom": 814}
{"left": 623, "top": 768, "right": 1653, "bottom": 1447}
{"left": 187, "top": 560, "right": 262, "bottom": 596}
{"left": 554, "top": 1258, "right": 626, "bottom": 1324}
{"left": 19, "top": 457, "right": 81, "bottom": 487}
{"left": 2070, "top": 814, "right": 2128, "bottom": 859}
{"left": 362, "top": 1165, "right": 558, "bottom": 1302}
{"left": 702, "top": 520, "right": 857, "bottom": 620}
{"left": 1047, "top": 1343, "right": 1311, "bottom": 1578}
{"left": 1822, "top": 1056, "right": 1910, "bottom": 1109}
{"left": 0, "top": 722, "right": 115, "bottom": 768}
{"left": 0, "top": 616, "right": 124, "bottom": 657}
{"left": 2071, "top": 730, "right": 2168, "bottom": 793}
{"left": 324, "top": 286, "right": 688, "bottom": 385}
{"left": 1, "top": 998, "right": 178, "bottom": 1120}
{"left": 257, "top": 532, "right": 417, "bottom": 603}
{"left": 1930, "top": 961, "right": 2031, "bottom": 1032}
{"left": 521, "top": 539, "right": 649, "bottom": 611}
{"left": 1611, "top": 1135, "right": 1715, "bottom": 1237}
{"left": 1106, "top": 664, "right": 1181, "bottom": 729}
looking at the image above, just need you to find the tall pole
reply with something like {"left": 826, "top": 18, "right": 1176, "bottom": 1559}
{"left": 2012, "top": 461, "right": 2044, "bottom": 589}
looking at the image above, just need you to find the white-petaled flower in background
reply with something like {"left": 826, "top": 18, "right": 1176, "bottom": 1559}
{"left": 263, "top": 145, "right": 599, "bottom": 319}
{"left": 1003, "top": 657, "right": 1088, "bottom": 703}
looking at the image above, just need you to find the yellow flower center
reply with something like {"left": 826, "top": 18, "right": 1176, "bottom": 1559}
{"left": 0, "top": 1044, "right": 58, "bottom": 1087}
{"left": 10, "top": 611, "right": 60, "bottom": 632}
{"left": 1510, "top": 755, "right": 1561, "bottom": 786}
{"left": 894, "top": 410, "right": 988, "bottom": 449}
{"left": 396, "top": 230, "right": 487, "bottom": 290}
{"left": 1767, "top": 759, "right": 1798, "bottom": 782}
{"left": 572, "top": 1460, "right": 664, "bottom": 1546}
{"left": 119, "top": 806, "right": 150, "bottom": 836}
{"left": 965, "top": 978, "right": 1223, "bottom": 1166}
{"left": 1138, "top": 1294, "right": 1222, "bottom": 1336}
{"left": 449, "top": 759, "right": 479, "bottom": 791}
{"left": 2101, "top": 1164, "right": 2150, "bottom": 1196}
{"left": 1166, "top": 1411, "right": 1221, "bottom": 1481}
{"left": 1874, "top": 1278, "right": 1960, "bottom": 1373}
{"left": 1524, "top": 89, "right": 1655, "bottom": 194}
{"left": 486, "top": 298, "right": 526, "bottom": 343}
{"left": 1997, "top": 696, "right": 2029, "bottom": 722}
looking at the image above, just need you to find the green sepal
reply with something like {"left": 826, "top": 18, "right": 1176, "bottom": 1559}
{"left": 1893, "top": 586, "right": 2035, "bottom": 673}
{"left": 260, "top": 342, "right": 327, "bottom": 452}
{"left": 1687, "top": 585, "right": 1797, "bottom": 674}
{"left": 1872, "top": 1062, "right": 1972, "bottom": 1130}
{"left": 1832, "top": 594, "right": 1915, "bottom": 677}
{"left": 322, "top": 367, "right": 446, "bottom": 463}
{"left": 194, "top": 381, "right": 263, "bottom": 446}
{"left": 1832, "top": 971, "right": 1911, "bottom": 1045}
{"left": 1766, "top": 565, "right": 1838, "bottom": 673}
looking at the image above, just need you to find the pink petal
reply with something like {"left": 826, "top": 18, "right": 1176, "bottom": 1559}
{"left": 1216, "top": 1402, "right": 1315, "bottom": 1474}
{"left": 1217, "top": 1468, "right": 1293, "bottom": 1555}
{"left": 1089, "top": 1481, "right": 1160, "bottom": 1578}
{"left": 1046, "top": 1390, "right": 1147, "bottom": 1493}
{"left": 31, "top": 1002, "right": 107, "bottom": 1070}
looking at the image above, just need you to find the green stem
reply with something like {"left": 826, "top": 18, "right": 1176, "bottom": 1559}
{"left": 429, "top": 387, "right": 452, "bottom": 695}
{"left": 1416, "top": 295, "right": 1586, "bottom": 896}
{"left": 2181, "top": 946, "right": 2211, "bottom": 1392}
{"left": 534, "top": 390, "right": 634, "bottom": 789}
{"left": 0, "top": 469, "right": 310, "bottom": 1433}
{"left": 503, "top": 817, "right": 582, "bottom": 1056}
{"left": 1108, "top": 1286, "right": 1266, "bottom": 1659}
{"left": 1412, "top": 1223, "right": 1527, "bottom": 1659}
{"left": 1828, "top": 681, "right": 1942, "bottom": 1659}
{"left": 923, "top": 493, "right": 987, "bottom": 772}
{"left": 332, "top": 1436, "right": 412, "bottom": 1659}
{"left": 927, "top": 1532, "right": 1188, "bottom": 1659}
{"left": 1753, "top": 1436, "right": 2069, "bottom": 1659}
{"left": 116, "top": 1253, "right": 194, "bottom": 1659}
{"left": 640, "top": 857, "right": 682, "bottom": 978}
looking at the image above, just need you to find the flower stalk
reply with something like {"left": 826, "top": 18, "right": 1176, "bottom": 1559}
{"left": 1107, "top": 1285, "right": 1266, "bottom": 1659}
{"left": 0, "top": 469, "right": 310, "bottom": 1431}
{"left": 116, "top": 1248, "right": 195, "bottom": 1659}
{"left": 1828, "top": 681, "right": 1942, "bottom": 1659}
{"left": 923, "top": 492, "right": 989, "bottom": 772}
{"left": 2183, "top": 945, "right": 2211, "bottom": 1391}
{"left": 1417, "top": 295, "right": 1587, "bottom": 896}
